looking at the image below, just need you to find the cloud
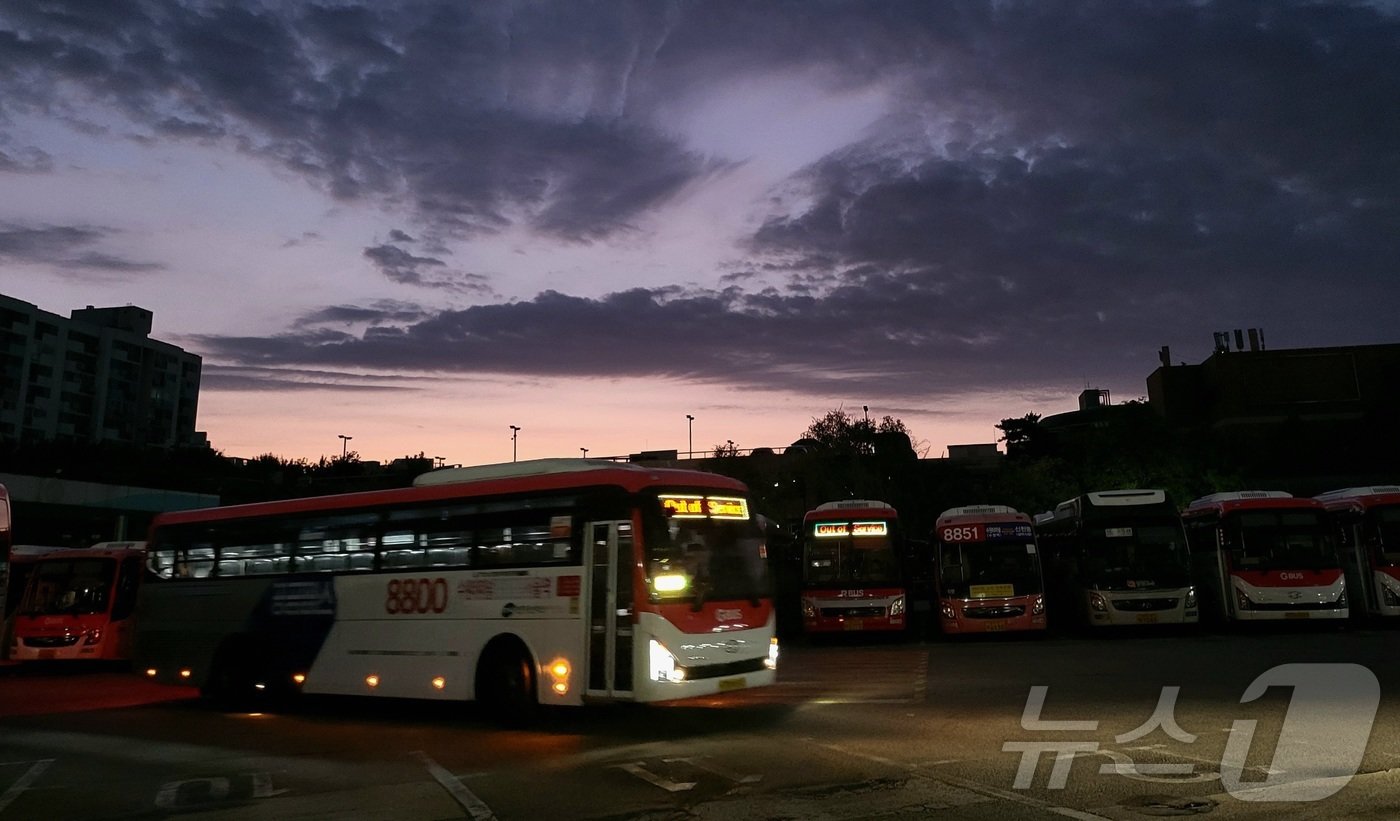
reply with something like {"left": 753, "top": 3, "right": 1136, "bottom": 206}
{"left": 0, "top": 222, "right": 164, "bottom": 278}
{"left": 199, "top": 364, "right": 438, "bottom": 393}
{"left": 362, "top": 238, "right": 493, "bottom": 294}
{"left": 5, "top": 1, "right": 1398, "bottom": 408}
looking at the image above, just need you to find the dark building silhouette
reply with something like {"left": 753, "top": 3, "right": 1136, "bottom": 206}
{"left": 1147, "top": 334, "right": 1399, "bottom": 484}
{"left": 0, "top": 293, "right": 204, "bottom": 448}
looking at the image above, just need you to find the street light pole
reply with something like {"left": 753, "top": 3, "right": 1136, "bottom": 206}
{"left": 509, "top": 425, "right": 520, "bottom": 462}
{"left": 686, "top": 414, "right": 694, "bottom": 458}
{"left": 338, "top": 434, "right": 352, "bottom": 459}
{"left": 580, "top": 447, "right": 588, "bottom": 458}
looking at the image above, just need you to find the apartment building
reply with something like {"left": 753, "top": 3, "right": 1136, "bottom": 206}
{"left": 0, "top": 293, "right": 202, "bottom": 448}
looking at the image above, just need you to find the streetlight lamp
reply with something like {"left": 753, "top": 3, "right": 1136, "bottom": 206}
{"left": 509, "top": 425, "right": 521, "bottom": 462}
{"left": 686, "top": 414, "right": 695, "bottom": 458}
{"left": 580, "top": 447, "right": 588, "bottom": 459}
{"left": 338, "top": 434, "right": 352, "bottom": 459}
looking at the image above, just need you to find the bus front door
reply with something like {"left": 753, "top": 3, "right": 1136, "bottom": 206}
{"left": 586, "top": 521, "right": 635, "bottom": 698}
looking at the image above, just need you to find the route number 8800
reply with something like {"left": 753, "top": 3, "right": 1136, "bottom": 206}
{"left": 385, "top": 577, "right": 449, "bottom": 614}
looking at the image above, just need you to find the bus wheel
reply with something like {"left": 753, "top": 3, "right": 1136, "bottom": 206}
{"left": 476, "top": 638, "right": 537, "bottom": 724}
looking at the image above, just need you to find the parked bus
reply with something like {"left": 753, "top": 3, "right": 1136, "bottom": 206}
{"left": 1181, "top": 492, "right": 1346, "bottom": 623}
{"left": 1034, "top": 489, "right": 1197, "bottom": 629}
{"left": 1316, "top": 486, "right": 1400, "bottom": 619}
{"left": 799, "top": 500, "right": 908, "bottom": 633}
{"left": 134, "top": 459, "right": 777, "bottom": 711}
{"left": 933, "top": 505, "right": 1046, "bottom": 635}
{"left": 7, "top": 542, "right": 146, "bottom": 662}
{"left": 0, "top": 485, "right": 11, "bottom": 658}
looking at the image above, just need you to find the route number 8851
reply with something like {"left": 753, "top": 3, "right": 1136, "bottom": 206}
{"left": 385, "top": 577, "right": 449, "bottom": 614}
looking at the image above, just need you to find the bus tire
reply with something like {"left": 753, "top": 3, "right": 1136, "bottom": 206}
{"left": 475, "top": 636, "right": 537, "bottom": 724}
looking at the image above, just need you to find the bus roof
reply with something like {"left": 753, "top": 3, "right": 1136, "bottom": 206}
{"left": 9, "top": 543, "right": 145, "bottom": 561}
{"left": 150, "top": 462, "right": 747, "bottom": 529}
{"left": 938, "top": 504, "right": 1022, "bottom": 519}
{"left": 804, "top": 500, "right": 896, "bottom": 522}
{"left": 1184, "top": 491, "right": 1322, "bottom": 516}
{"left": 1083, "top": 489, "right": 1169, "bottom": 507}
{"left": 414, "top": 458, "right": 643, "bottom": 486}
{"left": 1315, "top": 486, "right": 1400, "bottom": 512}
{"left": 936, "top": 506, "right": 1031, "bottom": 527}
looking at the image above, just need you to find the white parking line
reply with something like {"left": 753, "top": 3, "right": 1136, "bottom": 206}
{"left": 0, "top": 759, "right": 53, "bottom": 815}
{"left": 412, "top": 751, "right": 497, "bottom": 821}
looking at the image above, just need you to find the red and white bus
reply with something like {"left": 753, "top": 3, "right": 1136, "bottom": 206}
{"left": 1182, "top": 491, "right": 1347, "bottom": 623}
{"left": 1316, "top": 486, "right": 1400, "bottom": 619}
{"left": 133, "top": 459, "right": 777, "bottom": 712}
{"left": 7, "top": 542, "right": 146, "bottom": 662}
{"left": 799, "top": 500, "right": 908, "bottom": 633}
{"left": 933, "top": 506, "right": 1046, "bottom": 635}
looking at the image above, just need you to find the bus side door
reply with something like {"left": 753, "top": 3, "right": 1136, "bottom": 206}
{"left": 585, "top": 521, "right": 635, "bottom": 698}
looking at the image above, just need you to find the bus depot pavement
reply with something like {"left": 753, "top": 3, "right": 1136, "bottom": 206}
{"left": 0, "top": 662, "right": 194, "bottom": 717}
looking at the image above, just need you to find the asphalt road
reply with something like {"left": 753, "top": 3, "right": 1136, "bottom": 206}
{"left": 2, "top": 624, "right": 1397, "bottom": 820}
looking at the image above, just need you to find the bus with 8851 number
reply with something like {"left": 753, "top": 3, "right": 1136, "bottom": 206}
{"left": 133, "top": 459, "right": 777, "bottom": 713}
{"left": 933, "top": 505, "right": 1046, "bottom": 635}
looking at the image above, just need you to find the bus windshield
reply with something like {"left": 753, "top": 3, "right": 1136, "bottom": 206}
{"left": 20, "top": 558, "right": 116, "bottom": 616}
{"left": 938, "top": 540, "right": 1042, "bottom": 597}
{"left": 803, "top": 533, "right": 901, "bottom": 586}
{"left": 1374, "top": 508, "right": 1400, "bottom": 566}
{"left": 1083, "top": 520, "right": 1190, "bottom": 590}
{"left": 644, "top": 494, "right": 769, "bottom": 604}
{"left": 1227, "top": 511, "right": 1338, "bottom": 571}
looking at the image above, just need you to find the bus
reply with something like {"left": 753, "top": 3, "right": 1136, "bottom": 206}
{"left": 1034, "top": 489, "right": 1197, "bottom": 629}
{"left": 1182, "top": 492, "right": 1347, "bottom": 623}
{"left": 1316, "top": 486, "right": 1400, "bottom": 619}
{"left": 933, "top": 505, "right": 1046, "bottom": 635}
{"left": 7, "top": 542, "right": 146, "bottom": 662}
{"left": 799, "top": 500, "right": 908, "bottom": 633}
{"left": 133, "top": 459, "right": 777, "bottom": 711}
{"left": 0, "top": 485, "right": 10, "bottom": 658}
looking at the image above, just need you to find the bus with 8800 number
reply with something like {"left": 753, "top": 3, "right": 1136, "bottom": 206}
{"left": 133, "top": 459, "right": 777, "bottom": 712}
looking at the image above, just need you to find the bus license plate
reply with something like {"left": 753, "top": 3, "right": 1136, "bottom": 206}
{"left": 718, "top": 677, "right": 746, "bottom": 691}
{"left": 843, "top": 619, "right": 864, "bottom": 631}
{"left": 1286, "top": 612, "right": 1311, "bottom": 619}
{"left": 982, "top": 622, "right": 1007, "bottom": 632}
{"left": 1136, "top": 614, "right": 1159, "bottom": 624}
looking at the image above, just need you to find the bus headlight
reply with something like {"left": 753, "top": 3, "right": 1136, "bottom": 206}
{"left": 83, "top": 628, "right": 103, "bottom": 646}
{"left": 1235, "top": 589, "right": 1253, "bottom": 611}
{"left": 1184, "top": 587, "right": 1197, "bottom": 610}
{"left": 649, "top": 640, "right": 683, "bottom": 682}
{"left": 889, "top": 595, "right": 906, "bottom": 617}
{"left": 1032, "top": 596, "right": 1045, "bottom": 616}
{"left": 766, "top": 637, "right": 779, "bottom": 670}
{"left": 941, "top": 601, "right": 957, "bottom": 620}
{"left": 1335, "top": 588, "right": 1348, "bottom": 607}
{"left": 802, "top": 598, "right": 818, "bottom": 620}
{"left": 652, "top": 573, "right": 689, "bottom": 594}
{"left": 1088, "top": 592, "right": 1108, "bottom": 612}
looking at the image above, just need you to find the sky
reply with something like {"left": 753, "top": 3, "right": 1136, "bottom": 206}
{"left": 2, "top": 1, "right": 1397, "bottom": 466}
